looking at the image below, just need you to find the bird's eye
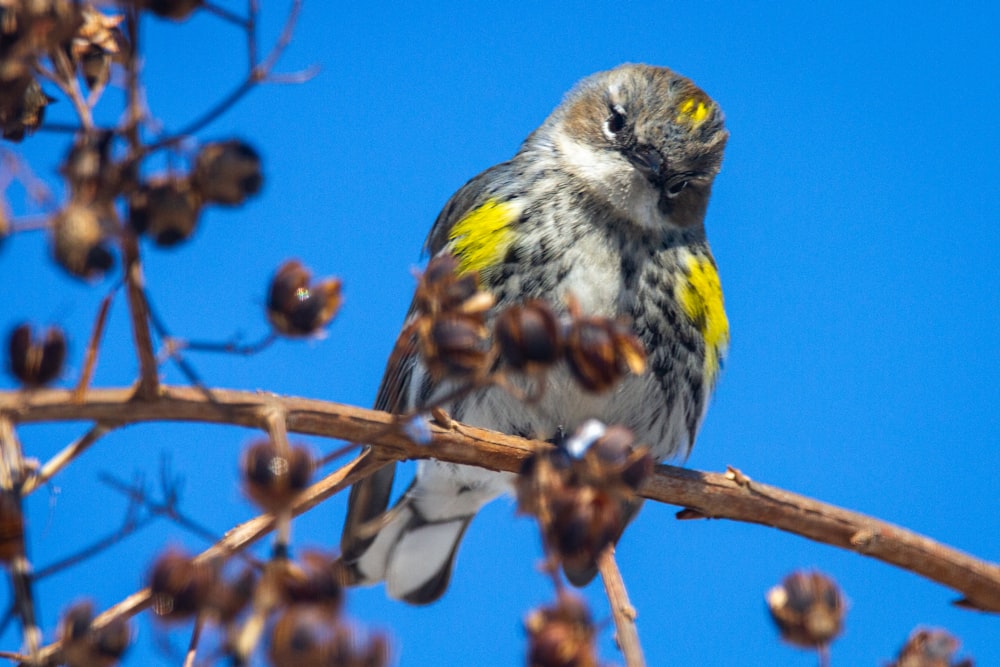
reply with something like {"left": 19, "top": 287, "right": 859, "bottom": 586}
{"left": 604, "top": 105, "right": 626, "bottom": 138}
{"left": 666, "top": 179, "right": 689, "bottom": 198}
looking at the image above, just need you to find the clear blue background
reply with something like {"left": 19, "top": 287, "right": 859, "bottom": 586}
{"left": 2, "top": 1, "right": 998, "bottom": 664}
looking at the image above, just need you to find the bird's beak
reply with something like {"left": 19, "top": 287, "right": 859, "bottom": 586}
{"left": 625, "top": 145, "right": 664, "bottom": 182}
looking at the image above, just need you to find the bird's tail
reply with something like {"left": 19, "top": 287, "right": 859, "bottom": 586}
{"left": 340, "top": 462, "right": 474, "bottom": 605}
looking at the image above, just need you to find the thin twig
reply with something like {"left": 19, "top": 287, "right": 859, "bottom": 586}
{"left": 182, "top": 613, "right": 205, "bottom": 667}
{"left": 21, "top": 422, "right": 116, "bottom": 495}
{"left": 2, "top": 385, "right": 999, "bottom": 612}
{"left": 598, "top": 547, "right": 645, "bottom": 667}
{"left": 120, "top": 8, "right": 160, "bottom": 400}
{"left": 72, "top": 285, "right": 118, "bottom": 403}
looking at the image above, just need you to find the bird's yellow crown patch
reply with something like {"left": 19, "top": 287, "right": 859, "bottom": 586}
{"left": 675, "top": 252, "right": 729, "bottom": 384}
{"left": 676, "top": 97, "right": 711, "bottom": 129}
{"left": 448, "top": 198, "right": 518, "bottom": 275}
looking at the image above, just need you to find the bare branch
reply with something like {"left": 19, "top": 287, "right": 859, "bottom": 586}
{"left": 2, "top": 385, "right": 999, "bottom": 613}
{"left": 598, "top": 547, "right": 645, "bottom": 667}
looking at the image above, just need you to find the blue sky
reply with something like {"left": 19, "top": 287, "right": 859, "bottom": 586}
{"left": 2, "top": 1, "right": 999, "bottom": 664}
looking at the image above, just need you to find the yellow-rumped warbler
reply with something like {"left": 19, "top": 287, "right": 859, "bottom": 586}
{"left": 341, "top": 63, "right": 729, "bottom": 604}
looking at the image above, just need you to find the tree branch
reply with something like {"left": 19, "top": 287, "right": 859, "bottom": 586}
{"left": 2, "top": 385, "right": 999, "bottom": 614}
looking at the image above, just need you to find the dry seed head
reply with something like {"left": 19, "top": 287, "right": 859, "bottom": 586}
{"left": 423, "top": 313, "right": 491, "bottom": 379}
{"left": 565, "top": 316, "right": 646, "bottom": 393}
{"left": 8, "top": 322, "right": 66, "bottom": 387}
{"left": 766, "top": 570, "right": 845, "bottom": 649}
{"left": 268, "top": 605, "right": 339, "bottom": 667}
{"left": 495, "top": 300, "right": 562, "bottom": 372}
{"left": 60, "top": 600, "right": 131, "bottom": 667}
{"left": 51, "top": 201, "right": 115, "bottom": 279}
{"left": 0, "top": 492, "right": 24, "bottom": 563}
{"left": 525, "top": 592, "right": 597, "bottom": 667}
{"left": 142, "top": 0, "right": 203, "bottom": 21}
{"left": 148, "top": 548, "right": 217, "bottom": 621}
{"left": 889, "top": 627, "right": 972, "bottom": 667}
{"left": 192, "top": 139, "right": 263, "bottom": 206}
{"left": 0, "top": 77, "right": 52, "bottom": 142}
{"left": 241, "top": 439, "right": 315, "bottom": 512}
{"left": 266, "top": 259, "right": 343, "bottom": 337}
{"left": 281, "top": 550, "right": 346, "bottom": 612}
{"left": 129, "top": 176, "right": 202, "bottom": 247}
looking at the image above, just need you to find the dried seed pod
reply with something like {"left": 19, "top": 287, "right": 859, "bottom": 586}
{"left": 549, "top": 485, "right": 621, "bottom": 580}
{"left": 424, "top": 313, "right": 490, "bottom": 378}
{"left": 0, "top": 206, "right": 9, "bottom": 247}
{"left": 129, "top": 177, "right": 202, "bottom": 247}
{"left": 414, "top": 253, "right": 493, "bottom": 317}
{"left": 766, "top": 570, "right": 845, "bottom": 649}
{"left": 192, "top": 140, "right": 263, "bottom": 206}
{"left": 8, "top": 323, "right": 66, "bottom": 387}
{"left": 889, "top": 627, "right": 972, "bottom": 667}
{"left": 0, "top": 78, "right": 52, "bottom": 142}
{"left": 211, "top": 568, "right": 256, "bottom": 624}
{"left": 241, "top": 440, "right": 314, "bottom": 512}
{"left": 79, "top": 45, "right": 111, "bottom": 91}
{"left": 143, "top": 0, "right": 203, "bottom": 20}
{"left": 266, "top": 260, "right": 342, "bottom": 337}
{"left": 565, "top": 317, "right": 646, "bottom": 393}
{"left": 51, "top": 202, "right": 115, "bottom": 279}
{"left": 0, "top": 492, "right": 24, "bottom": 563}
{"left": 328, "top": 624, "right": 390, "bottom": 667}
{"left": 62, "top": 131, "right": 115, "bottom": 201}
{"left": 268, "top": 605, "right": 338, "bottom": 667}
{"left": 148, "top": 548, "right": 217, "bottom": 621}
{"left": 495, "top": 300, "right": 562, "bottom": 371}
{"left": 525, "top": 592, "right": 597, "bottom": 667}
{"left": 282, "top": 550, "right": 346, "bottom": 612}
{"left": 60, "top": 600, "right": 131, "bottom": 667}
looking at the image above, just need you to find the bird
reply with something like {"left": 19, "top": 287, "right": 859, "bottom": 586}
{"left": 341, "top": 63, "right": 729, "bottom": 604}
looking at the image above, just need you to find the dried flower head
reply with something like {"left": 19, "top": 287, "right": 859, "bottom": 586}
{"left": 281, "top": 550, "right": 347, "bottom": 612}
{"left": 564, "top": 314, "right": 645, "bottom": 393}
{"left": 888, "top": 627, "right": 973, "bottom": 667}
{"left": 142, "top": 0, "right": 203, "bottom": 21}
{"left": 0, "top": 491, "right": 24, "bottom": 563}
{"left": 269, "top": 607, "right": 389, "bottom": 667}
{"left": 495, "top": 300, "right": 563, "bottom": 372}
{"left": 50, "top": 201, "right": 115, "bottom": 279}
{"left": 517, "top": 421, "right": 651, "bottom": 584}
{"left": 148, "top": 548, "right": 217, "bottom": 621}
{"left": 525, "top": 592, "right": 598, "bottom": 667}
{"left": 0, "top": 77, "right": 53, "bottom": 142}
{"left": 129, "top": 176, "right": 202, "bottom": 247}
{"left": 398, "top": 253, "right": 495, "bottom": 382}
{"left": 266, "top": 259, "right": 342, "bottom": 337}
{"left": 8, "top": 322, "right": 66, "bottom": 387}
{"left": 241, "top": 439, "right": 314, "bottom": 512}
{"left": 59, "top": 600, "right": 131, "bottom": 667}
{"left": 192, "top": 139, "right": 263, "bottom": 206}
{"left": 766, "top": 570, "right": 845, "bottom": 649}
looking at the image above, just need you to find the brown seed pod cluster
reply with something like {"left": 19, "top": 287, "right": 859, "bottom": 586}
{"left": 524, "top": 592, "right": 598, "bottom": 667}
{"left": 517, "top": 421, "right": 653, "bottom": 583}
{"left": 50, "top": 201, "right": 116, "bottom": 279}
{"left": 766, "top": 570, "right": 845, "bottom": 650}
{"left": 495, "top": 295, "right": 647, "bottom": 393}
{"left": 0, "top": 3, "right": 130, "bottom": 141}
{"left": 888, "top": 627, "right": 973, "bottom": 667}
{"left": 266, "top": 260, "right": 343, "bottom": 338}
{"left": 7, "top": 322, "right": 67, "bottom": 387}
{"left": 0, "top": 492, "right": 25, "bottom": 564}
{"left": 401, "top": 253, "right": 495, "bottom": 381}
{"left": 59, "top": 600, "right": 131, "bottom": 667}
{"left": 192, "top": 139, "right": 263, "bottom": 206}
{"left": 148, "top": 548, "right": 218, "bottom": 621}
{"left": 140, "top": 0, "right": 204, "bottom": 21}
{"left": 241, "top": 439, "right": 315, "bottom": 512}
{"left": 269, "top": 605, "right": 389, "bottom": 667}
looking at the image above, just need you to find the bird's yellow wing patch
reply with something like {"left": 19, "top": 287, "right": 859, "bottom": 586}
{"left": 447, "top": 198, "right": 519, "bottom": 275}
{"left": 675, "top": 252, "right": 729, "bottom": 385}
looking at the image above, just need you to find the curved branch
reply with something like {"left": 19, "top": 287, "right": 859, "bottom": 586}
{"left": 2, "top": 385, "right": 999, "bottom": 614}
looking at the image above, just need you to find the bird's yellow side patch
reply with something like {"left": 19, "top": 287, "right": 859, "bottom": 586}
{"left": 675, "top": 252, "right": 729, "bottom": 384}
{"left": 448, "top": 198, "right": 518, "bottom": 275}
{"left": 676, "top": 97, "right": 711, "bottom": 129}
